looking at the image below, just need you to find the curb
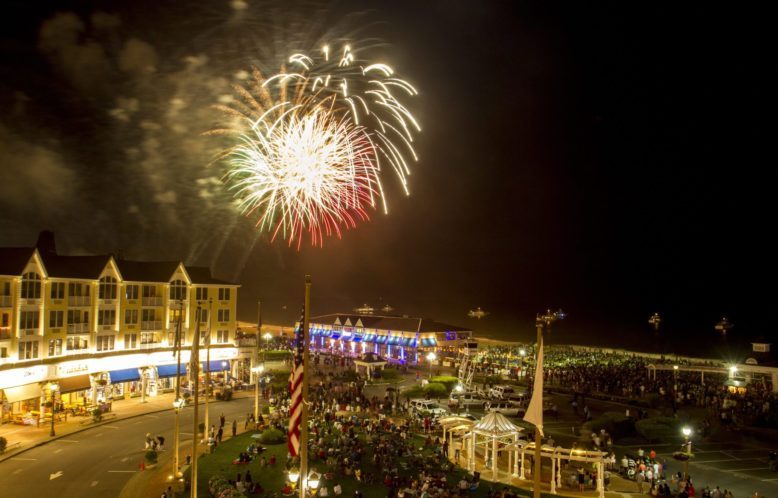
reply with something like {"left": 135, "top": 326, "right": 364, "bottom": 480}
{"left": 0, "top": 392, "right": 253, "bottom": 464}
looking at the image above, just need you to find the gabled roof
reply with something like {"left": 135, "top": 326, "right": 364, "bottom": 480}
{"left": 310, "top": 313, "right": 470, "bottom": 333}
{"left": 185, "top": 266, "right": 238, "bottom": 286}
{"left": 39, "top": 253, "right": 113, "bottom": 280}
{"left": 0, "top": 247, "right": 36, "bottom": 276}
{"left": 115, "top": 259, "right": 183, "bottom": 283}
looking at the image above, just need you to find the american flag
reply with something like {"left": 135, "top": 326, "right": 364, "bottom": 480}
{"left": 287, "top": 306, "right": 305, "bottom": 456}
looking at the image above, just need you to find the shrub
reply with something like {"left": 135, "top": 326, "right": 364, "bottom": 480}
{"left": 430, "top": 376, "right": 459, "bottom": 391}
{"left": 0, "top": 436, "right": 7, "bottom": 454}
{"left": 379, "top": 368, "right": 401, "bottom": 380}
{"left": 91, "top": 408, "right": 103, "bottom": 423}
{"left": 264, "top": 350, "right": 293, "bottom": 361}
{"left": 144, "top": 449, "right": 158, "bottom": 464}
{"left": 259, "top": 428, "right": 285, "bottom": 444}
{"left": 635, "top": 417, "right": 681, "bottom": 443}
{"left": 583, "top": 411, "right": 634, "bottom": 441}
{"left": 485, "top": 375, "right": 503, "bottom": 386}
{"left": 423, "top": 382, "right": 448, "bottom": 398}
{"left": 209, "top": 476, "right": 230, "bottom": 495}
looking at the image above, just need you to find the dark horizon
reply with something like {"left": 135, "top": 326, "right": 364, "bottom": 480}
{"left": 1, "top": 1, "right": 773, "bottom": 359}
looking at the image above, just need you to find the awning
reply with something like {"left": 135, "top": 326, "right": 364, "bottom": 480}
{"left": 157, "top": 363, "right": 186, "bottom": 378}
{"left": 421, "top": 337, "right": 438, "bottom": 347}
{"left": 374, "top": 335, "right": 388, "bottom": 344}
{"left": 58, "top": 374, "right": 91, "bottom": 393}
{"left": 202, "top": 360, "right": 230, "bottom": 372}
{"left": 352, "top": 334, "right": 363, "bottom": 343}
{"left": 2, "top": 383, "right": 42, "bottom": 403}
{"left": 387, "top": 336, "right": 402, "bottom": 346}
{"left": 402, "top": 338, "right": 418, "bottom": 347}
{"left": 341, "top": 333, "right": 353, "bottom": 341}
{"left": 363, "top": 334, "right": 376, "bottom": 343}
{"left": 109, "top": 368, "right": 141, "bottom": 384}
{"left": 330, "top": 332, "right": 341, "bottom": 340}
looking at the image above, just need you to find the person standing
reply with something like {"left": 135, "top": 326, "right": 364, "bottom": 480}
{"left": 220, "top": 413, "right": 226, "bottom": 428}
{"left": 232, "top": 419, "right": 237, "bottom": 437}
{"left": 217, "top": 426, "right": 223, "bottom": 444}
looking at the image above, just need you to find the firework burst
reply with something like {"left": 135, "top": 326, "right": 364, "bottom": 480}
{"left": 214, "top": 44, "right": 420, "bottom": 248}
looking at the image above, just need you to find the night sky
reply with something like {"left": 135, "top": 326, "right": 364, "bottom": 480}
{"left": 0, "top": 1, "right": 772, "bottom": 357}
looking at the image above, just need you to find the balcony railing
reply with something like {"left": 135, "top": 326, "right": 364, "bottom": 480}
{"left": 0, "top": 295, "right": 11, "bottom": 307}
{"left": 68, "top": 296, "right": 91, "bottom": 307}
{"left": 141, "top": 320, "right": 162, "bottom": 331}
{"left": 67, "top": 323, "right": 90, "bottom": 334}
{"left": 142, "top": 297, "right": 163, "bottom": 307}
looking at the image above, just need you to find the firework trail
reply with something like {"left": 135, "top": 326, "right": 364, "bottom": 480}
{"left": 214, "top": 44, "right": 420, "bottom": 248}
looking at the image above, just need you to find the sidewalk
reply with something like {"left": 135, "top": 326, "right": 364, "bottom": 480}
{"left": 0, "top": 390, "right": 254, "bottom": 463}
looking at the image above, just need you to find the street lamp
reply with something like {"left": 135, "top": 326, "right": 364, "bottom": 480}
{"left": 681, "top": 426, "right": 692, "bottom": 479}
{"left": 307, "top": 471, "right": 321, "bottom": 495}
{"left": 48, "top": 382, "right": 58, "bottom": 437}
{"left": 673, "top": 365, "right": 679, "bottom": 391}
{"left": 531, "top": 308, "right": 565, "bottom": 498}
{"left": 263, "top": 332, "right": 273, "bottom": 352}
{"left": 252, "top": 365, "right": 265, "bottom": 425}
{"left": 648, "top": 312, "right": 661, "bottom": 331}
{"left": 287, "top": 467, "right": 301, "bottom": 491}
{"left": 518, "top": 348, "right": 526, "bottom": 379}
{"left": 426, "top": 352, "right": 437, "bottom": 379}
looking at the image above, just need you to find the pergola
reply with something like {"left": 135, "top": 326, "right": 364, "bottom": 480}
{"left": 505, "top": 442, "right": 607, "bottom": 497}
{"left": 466, "top": 412, "right": 524, "bottom": 478}
{"left": 439, "top": 416, "right": 476, "bottom": 465}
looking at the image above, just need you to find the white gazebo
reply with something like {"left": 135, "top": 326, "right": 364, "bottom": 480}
{"left": 467, "top": 412, "right": 524, "bottom": 478}
{"left": 439, "top": 416, "right": 476, "bottom": 465}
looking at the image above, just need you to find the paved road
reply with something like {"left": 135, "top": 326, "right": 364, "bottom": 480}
{"left": 0, "top": 397, "right": 254, "bottom": 498}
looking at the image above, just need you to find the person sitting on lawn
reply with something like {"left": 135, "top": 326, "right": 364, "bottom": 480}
{"left": 269, "top": 454, "right": 277, "bottom": 465}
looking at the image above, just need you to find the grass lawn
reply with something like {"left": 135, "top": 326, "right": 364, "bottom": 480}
{"left": 188, "top": 428, "right": 553, "bottom": 498}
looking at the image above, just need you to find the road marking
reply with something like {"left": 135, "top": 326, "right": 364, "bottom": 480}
{"left": 108, "top": 470, "right": 137, "bottom": 473}
{"left": 103, "top": 425, "right": 120, "bottom": 429}
{"left": 133, "top": 421, "right": 144, "bottom": 425}
{"left": 12, "top": 469, "right": 23, "bottom": 475}
{"left": 691, "top": 458, "right": 737, "bottom": 463}
{"left": 54, "top": 449, "right": 63, "bottom": 454}
{"left": 91, "top": 481, "right": 99, "bottom": 487}
{"left": 10, "top": 457, "right": 37, "bottom": 461}
{"left": 58, "top": 439, "right": 80, "bottom": 443}
{"left": 50, "top": 471, "right": 64, "bottom": 480}
{"left": 121, "top": 457, "right": 129, "bottom": 462}
{"left": 181, "top": 432, "right": 193, "bottom": 435}
{"left": 95, "top": 432, "right": 104, "bottom": 437}
{"left": 144, "top": 415, "right": 159, "bottom": 419}
{"left": 729, "top": 466, "right": 769, "bottom": 472}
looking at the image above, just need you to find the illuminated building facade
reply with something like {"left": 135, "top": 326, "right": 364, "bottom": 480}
{"left": 0, "top": 232, "right": 241, "bottom": 424}
{"left": 308, "top": 313, "right": 475, "bottom": 364}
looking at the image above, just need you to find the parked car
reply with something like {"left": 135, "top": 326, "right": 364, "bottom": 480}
{"left": 484, "top": 401, "right": 522, "bottom": 417}
{"left": 409, "top": 399, "right": 449, "bottom": 417}
{"left": 488, "top": 385, "right": 516, "bottom": 400}
{"left": 448, "top": 392, "right": 489, "bottom": 409}
{"left": 505, "top": 392, "right": 528, "bottom": 406}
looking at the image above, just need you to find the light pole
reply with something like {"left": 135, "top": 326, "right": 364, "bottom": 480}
{"left": 48, "top": 383, "right": 58, "bottom": 437}
{"left": 518, "top": 348, "right": 526, "bottom": 379}
{"left": 426, "top": 352, "right": 437, "bottom": 379}
{"left": 531, "top": 308, "right": 565, "bottom": 498}
{"left": 190, "top": 305, "right": 202, "bottom": 498}
{"left": 681, "top": 426, "right": 692, "bottom": 479}
{"left": 263, "top": 332, "right": 273, "bottom": 357}
{"left": 173, "top": 300, "right": 184, "bottom": 475}
{"left": 203, "top": 298, "right": 212, "bottom": 442}
{"left": 673, "top": 365, "right": 679, "bottom": 392}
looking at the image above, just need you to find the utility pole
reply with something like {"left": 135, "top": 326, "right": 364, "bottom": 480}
{"left": 299, "top": 277, "right": 311, "bottom": 498}
{"left": 190, "top": 306, "right": 201, "bottom": 498}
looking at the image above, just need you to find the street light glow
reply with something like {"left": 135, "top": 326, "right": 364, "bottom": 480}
{"left": 682, "top": 426, "right": 692, "bottom": 437}
{"left": 426, "top": 352, "right": 437, "bottom": 362}
{"left": 729, "top": 365, "right": 738, "bottom": 374}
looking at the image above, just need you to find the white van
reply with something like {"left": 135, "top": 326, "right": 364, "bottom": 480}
{"left": 488, "top": 385, "right": 516, "bottom": 399}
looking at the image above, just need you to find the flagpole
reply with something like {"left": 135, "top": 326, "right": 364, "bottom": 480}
{"left": 532, "top": 319, "right": 542, "bottom": 498}
{"left": 299, "top": 276, "right": 311, "bottom": 498}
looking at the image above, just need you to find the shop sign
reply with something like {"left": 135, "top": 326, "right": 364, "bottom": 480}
{"left": 0, "top": 364, "right": 51, "bottom": 389}
{"left": 57, "top": 361, "right": 90, "bottom": 377}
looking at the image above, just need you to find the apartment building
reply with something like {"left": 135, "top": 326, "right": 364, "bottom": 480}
{"left": 0, "top": 232, "right": 242, "bottom": 424}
